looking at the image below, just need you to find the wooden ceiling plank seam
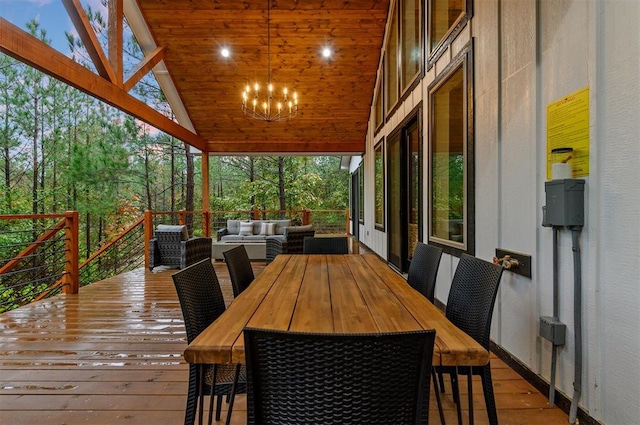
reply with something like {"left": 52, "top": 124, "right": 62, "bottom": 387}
{"left": 0, "top": 18, "right": 206, "bottom": 151}
{"left": 61, "top": 0, "right": 118, "bottom": 85}
{"left": 123, "top": 46, "right": 166, "bottom": 92}
{"left": 108, "top": 0, "right": 124, "bottom": 86}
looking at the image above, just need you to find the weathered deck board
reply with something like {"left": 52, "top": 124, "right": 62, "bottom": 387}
{"left": 0, "top": 260, "right": 569, "bottom": 425}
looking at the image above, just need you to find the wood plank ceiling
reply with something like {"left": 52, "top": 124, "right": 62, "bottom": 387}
{"left": 137, "top": 0, "right": 390, "bottom": 154}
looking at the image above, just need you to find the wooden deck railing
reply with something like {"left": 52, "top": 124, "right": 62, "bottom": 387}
{"left": 1, "top": 209, "right": 349, "bottom": 313}
{"left": 0, "top": 212, "right": 78, "bottom": 312}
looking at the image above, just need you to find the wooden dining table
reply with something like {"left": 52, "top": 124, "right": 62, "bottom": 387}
{"left": 184, "top": 253, "right": 489, "bottom": 368}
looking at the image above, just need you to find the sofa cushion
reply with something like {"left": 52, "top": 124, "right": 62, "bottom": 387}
{"left": 283, "top": 224, "right": 314, "bottom": 237}
{"left": 244, "top": 235, "right": 268, "bottom": 242}
{"left": 220, "top": 235, "right": 248, "bottom": 242}
{"left": 250, "top": 220, "right": 263, "bottom": 235}
{"left": 239, "top": 222, "right": 254, "bottom": 236}
{"left": 259, "top": 222, "right": 276, "bottom": 236}
{"left": 227, "top": 220, "right": 241, "bottom": 235}
{"left": 156, "top": 224, "right": 189, "bottom": 241}
{"left": 223, "top": 219, "right": 291, "bottom": 236}
{"left": 271, "top": 220, "right": 291, "bottom": 235}
{"left": 219, "top": 234, "right": 268, "bottom": 242}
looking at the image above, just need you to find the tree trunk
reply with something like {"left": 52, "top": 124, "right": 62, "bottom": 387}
{"left": 31, "top": 86, "right": 38, "bottom": 217}
{"left": 2, "top": 132, "right": 10, "bottom": 210}
{"left": 144, "top": 145, "right": 152, "bottom": 210}
{"left": 278, "top": 156, "right": 286, "bottom": 219}
{"left": 250, "top": 157, "right": 256, "bottom": 219}
{"left": 86, "top": 212, "right": 91, "bottom": 260}
{"left": 171, "top": 139, "right": 176, "bottom": 213}
{"left": 184, "top": 142, "right": 194, "bottom": 234}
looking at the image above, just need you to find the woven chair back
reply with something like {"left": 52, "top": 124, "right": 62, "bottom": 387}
{"left": 223, "top": 245, "right": 255, "bottom": 297}
{"left": 244, "top": 328, "right": 436, "bottom": 425}
{"left": 445, "top": 253, "right": 504, "bottom": 349}
{"left": 172, "top": 259, "right": 226, "bottom": 343}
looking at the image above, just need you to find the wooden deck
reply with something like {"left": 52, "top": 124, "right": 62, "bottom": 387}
{"left": 0, "top": 260, "right": 570, "bottom": 424}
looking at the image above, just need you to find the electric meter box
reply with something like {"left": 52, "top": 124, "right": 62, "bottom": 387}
{"left": 544, "top": 179, "right": 585, "bottom": 227}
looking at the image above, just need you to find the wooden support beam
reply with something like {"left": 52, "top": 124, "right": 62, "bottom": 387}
{"left": 108, "top": 0, "right": 123, "bottom": 86}
{"left": 0, "top": 18, "right": 207, "bottom": 151}
{"left": 123, "top": 46, "right": 165, "bottom": 92}
{"left": 61, "top": 0, "right": 117, "bottom": 84}
{"left": 206, "top": 140, "right": 365, "bottom": 155}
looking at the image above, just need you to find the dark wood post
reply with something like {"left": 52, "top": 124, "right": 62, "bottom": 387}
{"left": 64, "top": 211, "right": 79, "bottom": 294}
{"left": 144, "top": 210, "right": 154, "bottom": 270}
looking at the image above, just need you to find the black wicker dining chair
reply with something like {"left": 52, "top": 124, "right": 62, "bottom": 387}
{"left": 436, "top": 253, "right": 504, "bottom": 425}
{"left": 302, "top": 236, "right": 349, "bottom": 254}
{"left": 407, "top": 242, "right": 444, "bottom": 302}
{"left": 407, "top": 242, "right": 446, "bottom": 424}
{"left": 172, "top": 259, "right": 246, "bottom": 425}
{"left": 243, "top": 328, "right": 436, "bottom": 425}
{"left": 222, "top": 245, "right": 255, "bottom": 297}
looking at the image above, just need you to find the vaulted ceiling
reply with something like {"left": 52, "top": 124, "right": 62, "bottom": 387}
{"left": 0, "top": 0, "right": 390, "bottom": 155}
{"left": 137, "top": 0, "right": 390, "bottom": 154}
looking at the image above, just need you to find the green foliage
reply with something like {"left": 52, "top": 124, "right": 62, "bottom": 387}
{"left": 1, "top": 12, "right": 350, "bottom": 312}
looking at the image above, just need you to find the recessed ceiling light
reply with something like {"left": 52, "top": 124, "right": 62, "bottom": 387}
{"left": 221, "top": 47, "right": 230, "bottom": 58}
{"left": 322, "top": 47, "right": 332, "bottom": 58}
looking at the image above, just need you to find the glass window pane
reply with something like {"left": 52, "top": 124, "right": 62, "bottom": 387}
{"left": 387, "top": 135, "right": 402, "bottom": 263}
{"left": 431, "top": 66, "right": 464, "bottom": 244}
{"left": 430, "top": 0, "right": 465, "bottom": 51}
{"left": 385, "top": 5, "right": 399, "bottom": 111}
{"left": 408, "top": 123, "right": 420, "bottom": 256}
{"left": 401, "top": 0, "right": 421, "bottom": 90}
{"left": 358, "top": 164, "right": 364, "bottom": 223}
{"left": 375, "top": 143, "right": 384, "bottom": 228}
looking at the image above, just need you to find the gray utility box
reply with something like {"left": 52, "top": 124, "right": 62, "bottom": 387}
{"left": 540, "top": 316, "right": 567, "bottom": 346}
{"left": 543, "top": 179, "right": 585, "bottom": 227}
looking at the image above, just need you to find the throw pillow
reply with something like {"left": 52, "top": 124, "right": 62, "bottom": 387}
{"left": 156, "top": 224, "right": 189, "bottom": 240}
{"left": 239, "top": 221, "right": 254, "bottom": 236}
{"left": 259, "top": 222, "right": 276, "bottom": 236}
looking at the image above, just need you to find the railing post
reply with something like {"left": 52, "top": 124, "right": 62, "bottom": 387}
{"left": 302, "top": 209, "right": 310, "bottom": 226}
{"left": 64, "top": 211, "right": 79, "bottom": 294}
{"left": 144, "top": 210, "right": 154, "bottom": 270}
{"left": 178, "top": 210, "right": 187, "bottom": 226}
{"left": 203, "top": 211, "right": 211, "bottom": 238}
{"left": 346, "top": 209, "right": 351, "bottom": 235}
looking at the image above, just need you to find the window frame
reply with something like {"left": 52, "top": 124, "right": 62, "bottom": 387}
{"left": 399, "top": 0, "right": 424, "bottom": 94}
{"left": 427, "top": 0, "right": 473, "bottom": 69}
{"left": 373, "top": 70, "right": 384, "bottom": 135}
{"left": 374, "top": 140, "right": 385, "bottom": 231}
{"left": 427, "top": 41, "right": 474, "bottom": 256}
{"left": 383, "top": 0, "right": 425, "bottom": 121}
{"left": 384, "top": 1, "right": 400, "bottom": 116}
{"left": 358, "top": 162, "right": 365, "bottom": 224}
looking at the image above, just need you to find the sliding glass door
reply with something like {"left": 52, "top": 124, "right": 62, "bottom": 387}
{"left": 387, "top": 114, "right": 421, "bottom": 272}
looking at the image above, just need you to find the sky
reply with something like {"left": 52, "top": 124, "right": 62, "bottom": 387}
{"left": 1, "top": 0, "right": 105, "bottom": 53}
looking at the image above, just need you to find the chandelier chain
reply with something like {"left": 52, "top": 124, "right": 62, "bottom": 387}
{"left": 242, "top": 0, "right": 298, "bottom": 122}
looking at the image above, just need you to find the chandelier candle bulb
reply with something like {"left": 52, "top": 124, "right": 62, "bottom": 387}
{"left": 240, "top": 0, "right": 299, "bottom": 122}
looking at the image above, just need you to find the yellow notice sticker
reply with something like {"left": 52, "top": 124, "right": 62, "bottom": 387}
{"left": 546, "top": 87, "right": 590, "bottom": 179}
